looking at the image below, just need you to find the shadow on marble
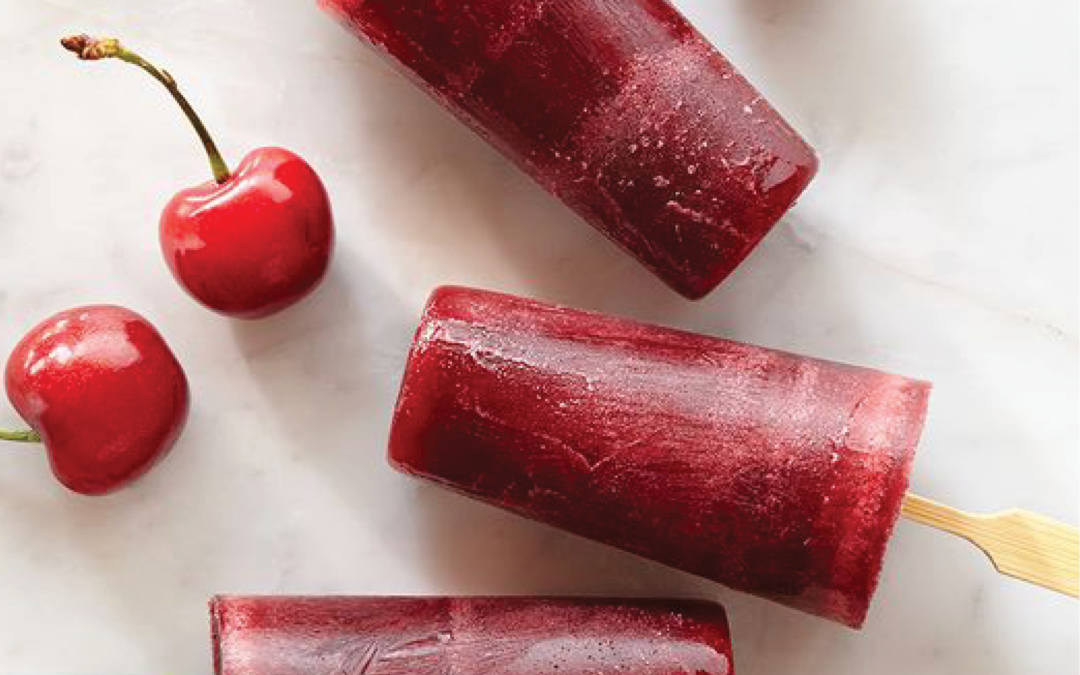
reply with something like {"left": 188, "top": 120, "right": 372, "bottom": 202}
{"left": 0, "top": 440, "right": 219, "bottom": 664}
{"left": 227, "top": 241, "right": 413, "bottom": 454}
{"left": 731, "top": 0, "right": 942, "bottom": 165}
{"left": 224, "top": 243, "right": 427, "bottom": 560}
{"left": 403, "top": 476, "right": 1021, "bottom": 674}
{"left": 228, "top": 249, "right": 364, "bottom": 359}
{"left": 406, "top": 482, "right": 863, "bottom": 669}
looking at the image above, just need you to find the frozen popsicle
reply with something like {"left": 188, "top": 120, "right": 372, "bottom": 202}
{"left": 320, "top": 0, "right": 817, "bottom": 299}
{"left": 211, "top": 596, "right": 734, "bottom": 675}
{"left": 389, "top": 287, "right": 932, "bottom": 628}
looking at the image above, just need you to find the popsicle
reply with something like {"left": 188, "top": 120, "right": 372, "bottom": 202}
{"left": 319, "top": 0, "right": 818, "bottom": 299}
{"left": 211, "top": 596, "right": 734, "bottom": 675}
{"left": 389, "top": 287, "right": 932, "bottom": 628}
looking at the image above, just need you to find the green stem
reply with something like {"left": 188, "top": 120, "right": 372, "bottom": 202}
{"left": 61, "top": 34, "right": 231, "bottom": 184}
{"left": 0, "top": 429, "right": 41, "bottom": 444}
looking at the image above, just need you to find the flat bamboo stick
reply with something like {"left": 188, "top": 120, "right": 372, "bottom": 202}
{"left": 903, "top": 493, "right": 1078, "bottom": 598}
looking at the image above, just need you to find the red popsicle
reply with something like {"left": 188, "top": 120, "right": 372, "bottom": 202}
{"left": 389, "top": 287, "right": 932, "bottom": 628}
{"left": 211, "top": 596, "right": 734, "bottom": 675}
{"left": 320, "top": 0, "right": 817, "bottom": 299}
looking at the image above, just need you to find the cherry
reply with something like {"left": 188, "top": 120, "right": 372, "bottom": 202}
{"left": 2, "top": 306, "right": 189, "bottom": 495}
{"left": 62, "top": 35, "right": 334, "bottom": 319}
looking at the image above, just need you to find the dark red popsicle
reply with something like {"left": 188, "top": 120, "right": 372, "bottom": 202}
{"left": 389, "top": 287, "right": 932, "bottom": 628}
{"left": 320, "top": 0, "right": 817, "bottom": 299}
{"left": 211, "top": 596, "right": 734, "bottom": 675}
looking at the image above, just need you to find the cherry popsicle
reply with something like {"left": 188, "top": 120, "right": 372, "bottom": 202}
{"left": 211, "top": 596, "right": 734, "bottom": 675}
{"left": 1, "top": 306, "right": 189, "bottom": 495}
{"left": 389, "top": 287, "right": 932, "bottom": 628}
{"left": 61, "top": 35, "right": 334, "bottom": 319}
{"left": 320, "top": 0, "right": 817, "bottom": 299}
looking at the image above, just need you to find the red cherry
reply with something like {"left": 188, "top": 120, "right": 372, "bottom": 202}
{"left": 161, "top": 147, "right": 334, "bottom": 319}
{"left": 3, "top": 306, "right": 189, "bottom": 495}
{"left": 61, "top": 35, "right": 334, "bottom": 319}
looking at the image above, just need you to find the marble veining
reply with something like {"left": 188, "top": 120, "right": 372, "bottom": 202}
{"left": 0, "top": 1, "right": 1076, "bottom": 673}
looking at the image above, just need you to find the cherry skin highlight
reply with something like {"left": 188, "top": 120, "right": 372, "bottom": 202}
{"left": 61, "top": 35, "right": 334, "bottom": 319}
{"left": 160, "top": 147, "right": 334, "bottom": 319}
{"left": 4, "top": 306, "right": 189, "bottom": 495}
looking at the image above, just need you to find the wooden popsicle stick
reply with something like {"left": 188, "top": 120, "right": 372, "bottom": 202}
{"left": 902, "top": 493, "right": 1079, "bottom": 597}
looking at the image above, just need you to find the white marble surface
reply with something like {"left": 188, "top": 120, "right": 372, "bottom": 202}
{"left": 0, "top": 0, "right": 1077, "bottom": 672}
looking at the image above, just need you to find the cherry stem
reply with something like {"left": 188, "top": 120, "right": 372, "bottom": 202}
{"left": 0, "top": 429, "right": 41, "bottom": 444}
{"left": 61, "top": 34, "right": 232, "bottom": 184}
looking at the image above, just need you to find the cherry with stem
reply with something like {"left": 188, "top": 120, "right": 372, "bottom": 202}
{"left": 61, "top": 34, "right": 335, "bottom": 319}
